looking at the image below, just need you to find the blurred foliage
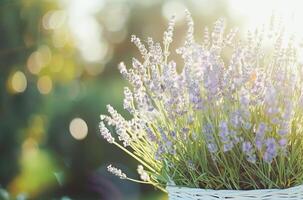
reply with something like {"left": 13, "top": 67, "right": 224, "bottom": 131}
{"left": 0, "top": 0, "right": 235, "bottom": 199}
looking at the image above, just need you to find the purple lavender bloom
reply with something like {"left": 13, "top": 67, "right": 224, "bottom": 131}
{"left": 279, "top": 138, "right": 287, "bottom": 147}
{"left": 159, "top": 127, "right": 169, "bottom": 143}
{"left": 242, "top": 141, "right": 256, "bottom": 163}
{"left": 265, "top": 138, "right": 276, "bottom": 151}
{"left": 242, "top": 141, "right": 253, "bottom": 153}
{"left": 145, "top": 126, "right": 157, "bottom": 142}
{"left": 282, "top": 111, "right": 292, "bottom": 121}
{"left": 203, "top": 66, "right": 221, "bottom": 101}
{"left": 188, "top": 80, "right": 203, "bottom": 110}
{"left": 156, "top": 127, "right": 175, "bottom": 155}
{"left": 230, "top": 111, "right": 241, "bottom": 128}
{"left": 169, "top": 130, "right": 176, "bottom": 138}
{"left": 277, "top": 121, "right": 290, "bottom": 136}
{"left": 279, "top": 138, "right": 288, "bottom": 154}
{"left": 223, "top": 143, "right": 233, "bottom": 152}
{"left": 255, "top": 140, "right": 263, "bottom": 151}
{"left": 165, "top": 140, "right": 173, "bottom": 149}
{"left": 207, "top": 143, "right": 218, "bottom": 153}
{"left": 240, "top": 93, "right": 250, "bottom": 107}
{"left": 256, "top": 123, "right": 267, "bottom": 137}
{"left": 203, "top": 123, "right": 218, "bottom": 153}
{"left": 267, "top": 107, "right": 279, "bottom": 115}
{"left": 229, "top": 130, "right": 240, "bottom": 144}
{"left": 219, "top": 121, "right": 229, "bottom": 142}
{"left": 255, "top": 122, "right": 267, "bottom": 150}
{"left": 278, "top": 128, "right": 288, "bottom": 136}
{"left": 263, "top": 138, "right": 277, "bottom": 163}
{"left": 155, "top": 144, "right": 165, "bottom": 160}
{"left": 270, "top": 117, "right": 280, "bottom": 125}
{"left": 219, "top": 121, "right": 234, "bottom": 152}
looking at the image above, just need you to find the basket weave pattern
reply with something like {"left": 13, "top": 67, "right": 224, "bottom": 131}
{"left": 167, "top": 185, "right": 303, "bottom": 200}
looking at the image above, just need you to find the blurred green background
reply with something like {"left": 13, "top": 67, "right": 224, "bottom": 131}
{"left": 0, "top": 0, "right": 252, "bottom": 199}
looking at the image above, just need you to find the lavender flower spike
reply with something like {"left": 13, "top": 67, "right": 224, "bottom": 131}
{"left": 99, "top": 122, "right": 115, "bottom": 144}
{"left": 219, "top": 121, "right": 234, "bottom": 152}
{"left": 137, "top": 165, "right": 150, "bottom": 182}
{"left": 263, "top": 138, "right": 277, "bottom": 163}
{"left": 107, "top": 165, "right": 127, "bottom": 179}
{"left": 242, "top": 141, "right": 256, "bottom": 163}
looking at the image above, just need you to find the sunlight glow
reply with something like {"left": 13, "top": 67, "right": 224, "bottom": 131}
{"left": 37, "top": 76, "right": 53, "bottom": 95}
{"left": 42, "top": 10, "right": 66, "bottom": 30}
{"left": 162, "top": 0, "right": 186, "bottom": 22}
{"left": 10, "top": 71, "right": 27, "bottom": 93}
{"left": 69, "top": 118, "right": 88, "bottom": 140}
{"left": 229, "top": 0, "right": 303, "bottom": 38}
{"left": 63, "top": 0, "right": 106, "bottom": 63}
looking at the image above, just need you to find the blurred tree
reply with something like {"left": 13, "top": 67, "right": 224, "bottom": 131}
{"left": 0, "top": 0, "right": 42, "bottom": 186}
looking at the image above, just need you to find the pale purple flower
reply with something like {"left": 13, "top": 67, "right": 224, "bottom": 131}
{"left": 137, "top": 165, "right": 150, "bottom": 182}
{"left": 131, "top": 35, "right": 148, "bottom": 58}
{"left": 169, "top": 130, "right": 176, "bottom": 138}
{"left": 242, "top": 141, "right": 252, "bottom": 152}
{"left": 278, "top": 138, "right": 288, "bottom": 154}
{"left": 163, "top": 15, "right": 176, "bottom": 46}
{"left": 99, "top": 122, "right": 115, "bottom": 143}
{"left": 207, "top": 143, "right": 218, "bottom": 153}
{"left": 157, "top": 127, "right": 175, "bottom": 155}
{"left": 155, "top": 144, "right": 165, "bottom": 161}
{"left": 123, "top": 87, "right": 135, "bottom": 114}
{"left": 107, "top": 165, "right": 127, "bottom": 179}
{"left": 188, "top": 80, "right": 203, "bottom": 110}
{"left": 278, "top": 128, "right": 288, "bottom": 136}
{"left": 219, "top": 121, "right": 229, "bottom": 142}
{"left": 106, "top": 104, "right": 131, "bottom": 146}
{"left": 145, "top": 126, "right": 157, "bottom": 142}
{"left": 240, "top": 93, "right": 250, "bottom": 108}
{"left": 255, "top": 122, "right": 267, "bottom": 150}
{"left": 256, "top": 123, "right": 267, "bottom": 137}
{"left": 223, "top": 143, "right": 234, "bottom": 152}
{"left": 242, "top": 141, "right": 256, "bottom": 163}
{"left": 263, "top": 138, "right": 277, "bottom": 163}
{"left": 219, "top": 121, "right": 234, "bottom": 152}
{"left": 279, "top": 138, "right": 287, "bottom": 147}
{"left": 203, "top": 123, "right": 218, "bottom": 153}
{"left": 230, "top": 111, "right": 241, "bottom": 128}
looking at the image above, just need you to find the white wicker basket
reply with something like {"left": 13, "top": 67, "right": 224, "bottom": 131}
{"left": 167, "top": 185, "right": 303, "bottom": 200}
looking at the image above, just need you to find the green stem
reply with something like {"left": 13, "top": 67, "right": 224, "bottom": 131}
{"left": 126, "top": 178, "right": 167, "bottom": 193}
{"left": 113, "top": 142, "right": 156, "bottom": 173}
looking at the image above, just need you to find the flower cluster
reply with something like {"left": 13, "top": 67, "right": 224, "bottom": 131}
{"left": 107, "top": 165, "right": 127, "bottom": 179}
{"left": 137, "top": 165, "right": 150, "bottom": 182}
{"left": 100, "top": 11, "right": 303, "bottom": 190}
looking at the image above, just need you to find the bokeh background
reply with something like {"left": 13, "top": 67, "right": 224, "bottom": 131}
{"left": 0, "top": 0, "right": 301, "bottom": 199}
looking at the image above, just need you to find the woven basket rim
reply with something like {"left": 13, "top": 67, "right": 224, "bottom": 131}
{"left": 166, "top": 184, "right": 303, "bottom": 192}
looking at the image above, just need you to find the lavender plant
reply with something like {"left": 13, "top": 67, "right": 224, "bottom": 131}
{"left": 100, "top": 11, "right": 303, "bottom": 191}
